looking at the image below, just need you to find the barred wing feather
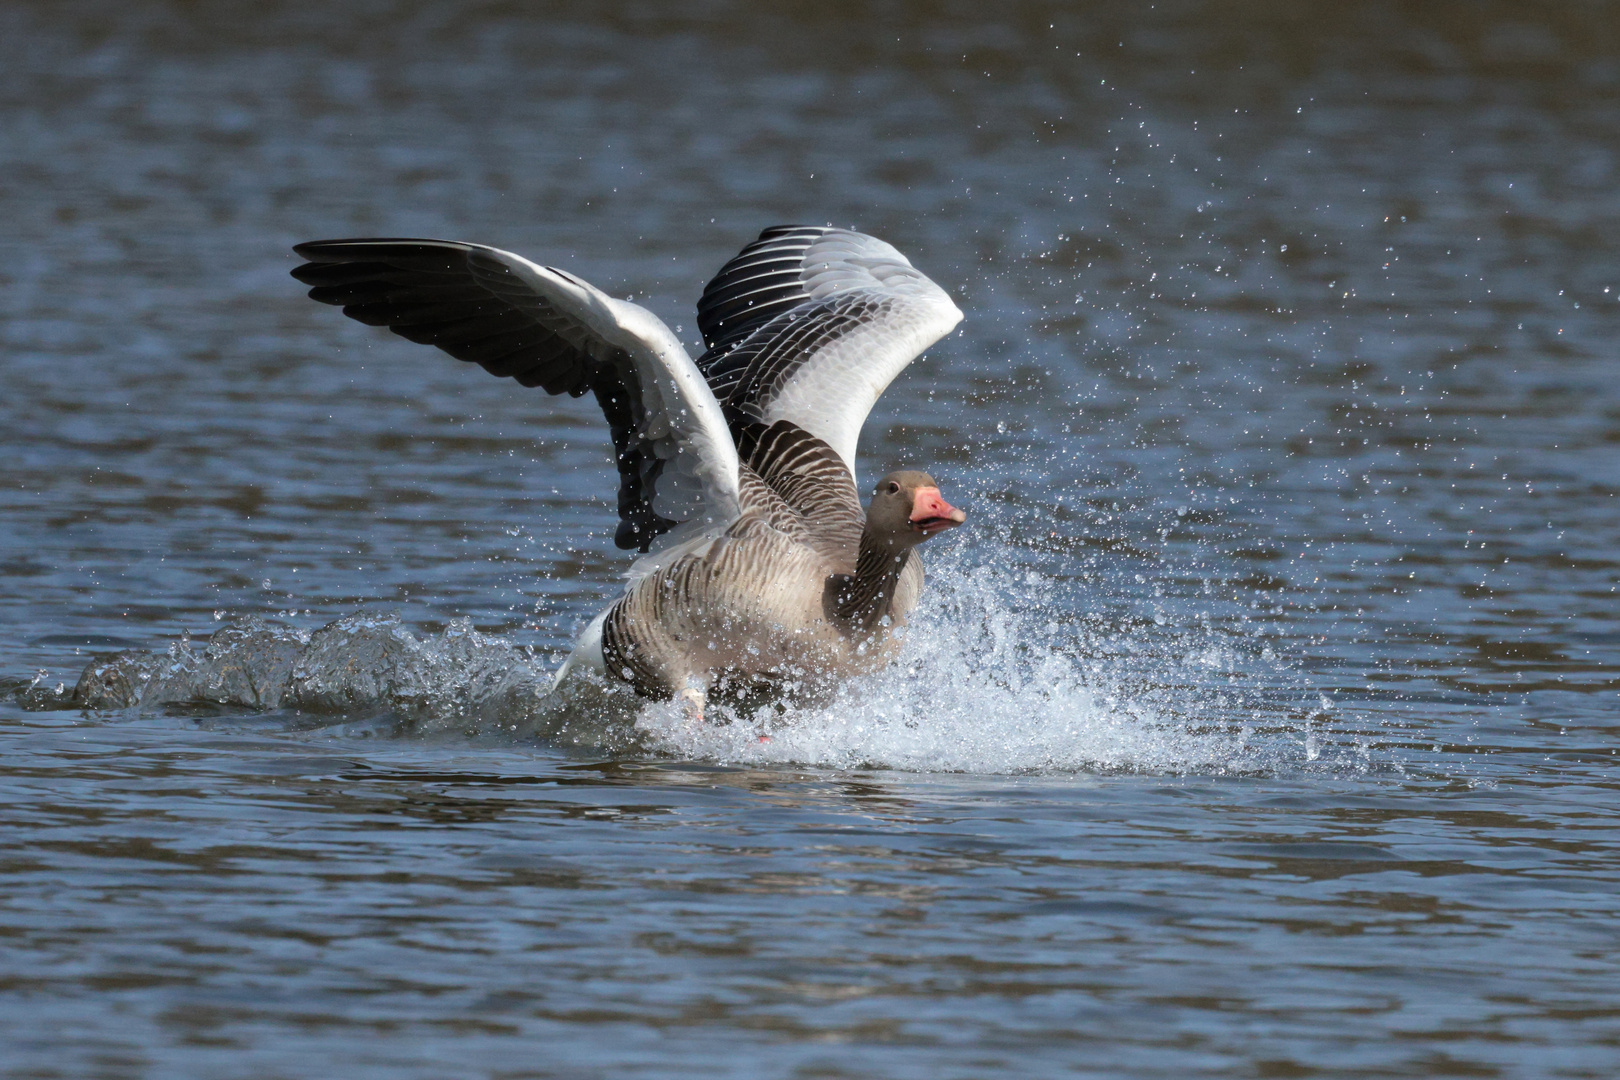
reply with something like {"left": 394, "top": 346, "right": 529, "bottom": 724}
{"left": 695, "top": 227, "right": 962, "bottom": 474}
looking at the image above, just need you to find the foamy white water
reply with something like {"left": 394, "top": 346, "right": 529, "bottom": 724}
{"left": 630, "top": 553, "right": 1316, "bottom": 774}
{"left": 43, "top": 542, "right": 1351, "bottom": 779}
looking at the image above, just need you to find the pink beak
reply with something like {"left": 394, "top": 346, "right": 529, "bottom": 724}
{"left": 909, "top": 487, "right": 967, "bottom": 535}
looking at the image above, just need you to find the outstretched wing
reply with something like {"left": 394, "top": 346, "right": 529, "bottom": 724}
{"left": 694, "top": 226, "right": 962, "bottom": 474}
{"left": 291, "top": 238, "right": 740, "bottom": 552}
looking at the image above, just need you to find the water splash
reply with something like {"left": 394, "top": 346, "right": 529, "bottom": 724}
{"left": 21, "top": 547, "right": 1350, "bottom": 776}
{"left": 61, "top": 613, "right": 553, "bottom": 723}
{"left": 632, "top": 554, "right": 1310, "bottom": 775}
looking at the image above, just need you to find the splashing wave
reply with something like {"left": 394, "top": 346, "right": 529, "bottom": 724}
{"left": 20, "top": 551, "right": 1335, "bottom": 775}
{"left": 632, "top": 558, "right": 1298, "bottom": 774}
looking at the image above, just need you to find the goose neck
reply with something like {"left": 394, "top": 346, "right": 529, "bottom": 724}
{"left": 832, "top": 531, "right": 913, "bottom": 633}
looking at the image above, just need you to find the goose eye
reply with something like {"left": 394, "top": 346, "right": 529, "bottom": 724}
{"left": 887, "top": 482, "right": 900, "bottom": 495}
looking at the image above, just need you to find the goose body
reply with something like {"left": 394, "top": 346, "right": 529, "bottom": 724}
{"left": 292, "top": 226, "right": 965, "bottom": 715}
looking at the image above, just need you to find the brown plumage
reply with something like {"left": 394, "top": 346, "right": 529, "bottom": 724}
{"left": 596, "top": 424, "right": 963, "bottom": 713}
{"left": 291, "top": 225, "right": 967, "bottom": 718}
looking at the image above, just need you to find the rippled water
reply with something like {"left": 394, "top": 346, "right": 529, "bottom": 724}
{"left": 4, "top": 2, "right": 1619, "bottom": 1076}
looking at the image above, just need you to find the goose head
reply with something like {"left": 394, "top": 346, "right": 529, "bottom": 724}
{"left": 866, "top": 470, "right": 966, "bottom": 549}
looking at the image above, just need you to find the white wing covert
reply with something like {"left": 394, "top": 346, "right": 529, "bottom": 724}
{"left": 291, "top": 238, "right": 740, "bottom": 551}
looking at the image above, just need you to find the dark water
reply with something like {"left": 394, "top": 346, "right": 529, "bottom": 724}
{"left": 4, "top": 2, "right": 1620, "bottom": 1076}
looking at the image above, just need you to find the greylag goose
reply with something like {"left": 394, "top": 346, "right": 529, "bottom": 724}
{"left": 291, "top": 226, "right": 965, "bottom": 717}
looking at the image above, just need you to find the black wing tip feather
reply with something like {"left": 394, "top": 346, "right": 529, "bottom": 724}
{"left": 614, "top": 517, "right": 671, "bottom": 553}
{"left": 289, "top": 238, "right": 485, "bottom": 285}
{"left": 695, "top": 225, "right": 837, "bottom": 354}
{"left": 287, "top": 234, "right": 701, "bottom": 557}
{"left": 292, "top": 237, "right": 470, "bottom": 258}
{"left": 755, "top": 224, "right": 831, "bottom": 242}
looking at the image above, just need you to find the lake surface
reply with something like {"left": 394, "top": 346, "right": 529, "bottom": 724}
{"left": 3, "top": 2, "right": 1619, "bottom": 1076}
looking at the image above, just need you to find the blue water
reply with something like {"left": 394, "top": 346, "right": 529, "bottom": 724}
{"left": 3, "top": 3, "right": 1619, "bottom": 1076}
